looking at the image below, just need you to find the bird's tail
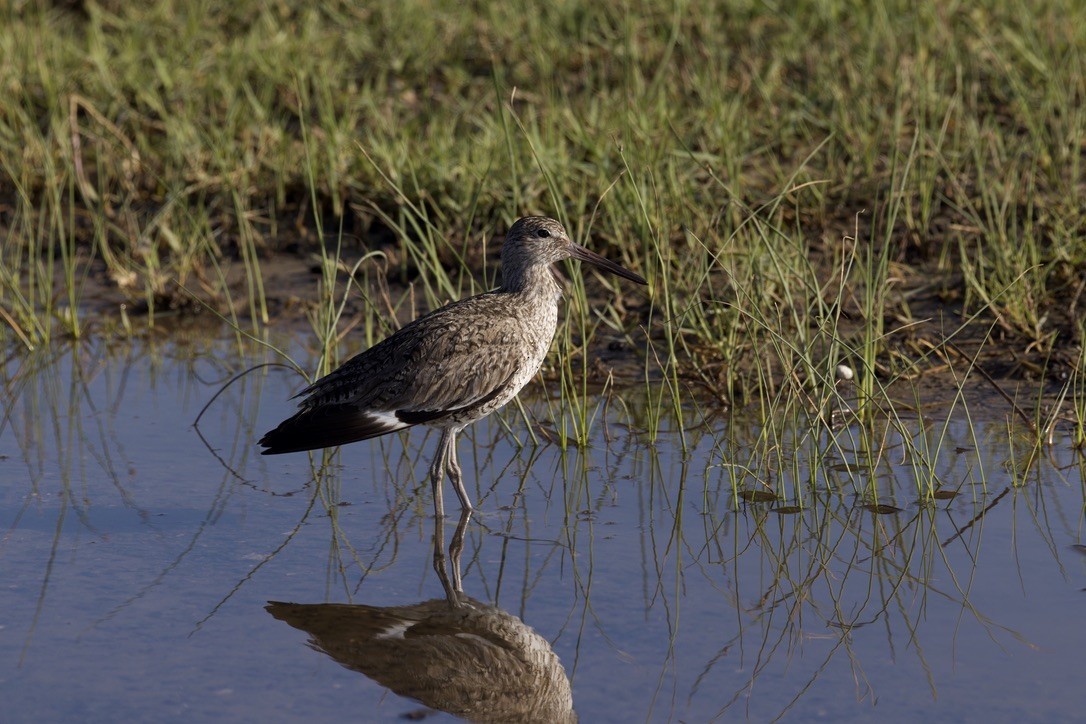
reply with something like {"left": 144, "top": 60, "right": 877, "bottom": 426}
{"left": 259, "top": 405, "right": 411, "bottom": 455}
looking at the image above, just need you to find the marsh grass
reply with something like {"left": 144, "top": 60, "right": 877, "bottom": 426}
{"left": 1, "top": 0, "right": 1083, "bottom": 433}
{"left": 1073, "top": 323, "right": 1086, "bottom": 449}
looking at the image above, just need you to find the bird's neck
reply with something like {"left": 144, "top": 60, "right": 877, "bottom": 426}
{"left": 500, "top": 263, "right": 563, "bottom": 302}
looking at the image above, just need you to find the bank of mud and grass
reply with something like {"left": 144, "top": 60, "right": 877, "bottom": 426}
{"left": 1, "top": 1, "right": 1083, "bottom": 431}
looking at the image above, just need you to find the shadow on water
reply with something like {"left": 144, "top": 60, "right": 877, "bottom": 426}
{"left": 1, "top": 330, "right": 1084, "bottom": 722}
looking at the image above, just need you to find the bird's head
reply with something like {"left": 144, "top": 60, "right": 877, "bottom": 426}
{"left": 502, "top": 216, "right": 647, "bottom": 286}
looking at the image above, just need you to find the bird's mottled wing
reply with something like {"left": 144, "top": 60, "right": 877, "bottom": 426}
{"left": 259, "top": 294, "right": 537, "bottom": 455}
{"left": 389, "top": 302, "right": 530, "bottom": 419}
{"left": 298, "top": 293, "right": 526, "bottom": 415}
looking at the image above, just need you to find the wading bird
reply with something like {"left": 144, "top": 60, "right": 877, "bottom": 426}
{"left": 259, "top": 216, "right": 647, "bottom": 517}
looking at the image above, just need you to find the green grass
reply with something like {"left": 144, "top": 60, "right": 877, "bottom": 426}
{"left": 1, "top": 0, "right": 1082, "bottom": 417}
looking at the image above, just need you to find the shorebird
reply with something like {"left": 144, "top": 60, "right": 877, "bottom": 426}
{"left": 259, "top": 216, "right": 647, "bottom": 517}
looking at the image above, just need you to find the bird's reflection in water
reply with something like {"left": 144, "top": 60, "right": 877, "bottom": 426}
{"left": 266, "top": 511, "right": 576, "bottom": 723}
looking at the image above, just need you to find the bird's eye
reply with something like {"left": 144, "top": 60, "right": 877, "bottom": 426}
{"left": 536, "top": 228, "right": 550, "bottom": 238}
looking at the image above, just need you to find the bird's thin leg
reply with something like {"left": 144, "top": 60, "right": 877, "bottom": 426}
{"left": 444, "top": 430, "right": 473, "bottom": 512}
{"left": 429, "top": 429, "right": 452, "bottom": 519}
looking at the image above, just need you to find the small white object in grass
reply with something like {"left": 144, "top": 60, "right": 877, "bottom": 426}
{"left": 836, "top": 364, "right": 854, "bottom": 381}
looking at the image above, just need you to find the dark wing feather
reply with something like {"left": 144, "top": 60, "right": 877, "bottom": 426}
{"left": 258, "top": 405, "right": 408, "bottom": 455}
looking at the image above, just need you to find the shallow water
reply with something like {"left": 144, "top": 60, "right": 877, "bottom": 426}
{"left": 2, "top": 332, "right": 1084, "bottom": 723}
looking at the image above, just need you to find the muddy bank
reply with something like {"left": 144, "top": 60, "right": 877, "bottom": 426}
{"left": 44, "top": 238, "right": 1084, "bottom": 426}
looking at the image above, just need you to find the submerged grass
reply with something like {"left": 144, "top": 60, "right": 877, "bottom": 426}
{"left": 3, "top": 308, "right": 1081, "bottom": 721}
{"left": 1, "top": 0, "right": 1083, "bottom": 424}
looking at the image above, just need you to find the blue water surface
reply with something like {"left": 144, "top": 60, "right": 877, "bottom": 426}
{"left": 1, "top": 331, "right": 1083, "bottom": 723}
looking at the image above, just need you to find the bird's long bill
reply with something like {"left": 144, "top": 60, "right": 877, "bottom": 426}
{"left": 569, "top": 244, "right": 648, "bottom": 285}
